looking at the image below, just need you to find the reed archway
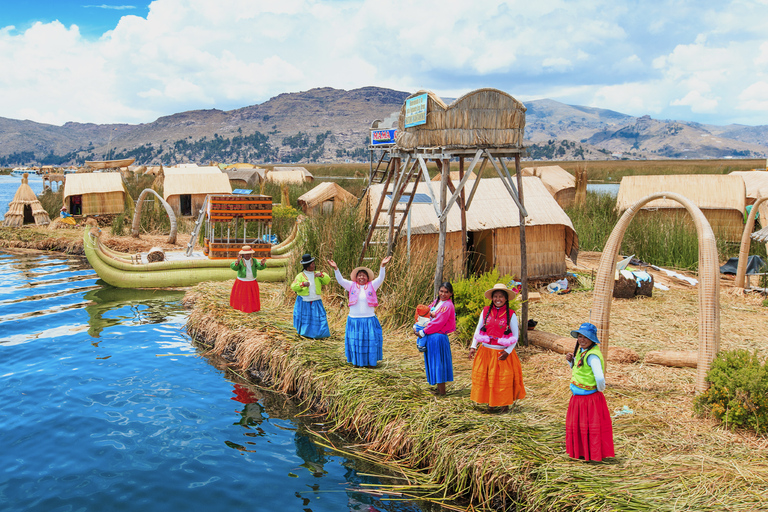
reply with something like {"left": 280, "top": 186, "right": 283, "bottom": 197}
{"left": 591, "top": 192, "right": 720, "bottom": 393}
{"left": 735, "top": 195, "right": 768, "bottom": 289}
{"left": 131, "top": 189, "right": 178, "bottom": 244}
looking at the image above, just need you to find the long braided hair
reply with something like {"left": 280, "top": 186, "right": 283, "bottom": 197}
{"left": 480, "top": 290, "right": 512, "bottom": 335}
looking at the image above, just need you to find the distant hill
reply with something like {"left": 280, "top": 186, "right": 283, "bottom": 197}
{"left": 0, "top": 87, "right": 766, "bottom": 166}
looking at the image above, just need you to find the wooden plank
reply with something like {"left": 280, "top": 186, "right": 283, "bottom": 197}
{"left": 516, "top": 154, "right": 529, "bottom": 347}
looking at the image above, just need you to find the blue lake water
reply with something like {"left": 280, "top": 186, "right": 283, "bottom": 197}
{"left": 0, "top": 252, "right": 439, "bottom": 512}
{"left": 586, "top": 183, "right": 620, "bottom": 197}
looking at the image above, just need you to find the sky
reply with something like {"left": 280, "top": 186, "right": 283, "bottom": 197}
{"left": 1, "top": 0, "right": 767, "bottom": 127}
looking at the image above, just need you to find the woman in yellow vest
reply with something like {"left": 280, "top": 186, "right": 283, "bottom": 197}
{"left": 290, "top": 253, "right": 332, "bottom": 338}
{"left": 565, "top": 322, "right": 615, "bottom": 461}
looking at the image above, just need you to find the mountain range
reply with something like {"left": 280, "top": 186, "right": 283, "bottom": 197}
{"left": 1, "top": 86, "right": 766, "bottom": 166}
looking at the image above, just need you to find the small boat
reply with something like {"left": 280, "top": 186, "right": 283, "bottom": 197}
{"left": 83, "top": 225, "right": 297, "bottom": 288}
{"left": 85, "top": 158, "right": 135, "bottom": 169}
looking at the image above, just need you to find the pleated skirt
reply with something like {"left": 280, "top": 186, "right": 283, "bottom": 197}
{"left": 230, "top": 279, "right": 260, "bottom": 313}
{"left": 470, "top": 345, "right": 526, "bottom": 407}
{"left": 344, "top": 316, "right": 383, "bottom": 367}
{"left": 565, "top": 392, "right": 615, "bottom": 461}
{"left": 423, "top": 333, "right": 454, "bottom": 385}
{"left": 293, "top": 296, "right": 330, "bottom": 339}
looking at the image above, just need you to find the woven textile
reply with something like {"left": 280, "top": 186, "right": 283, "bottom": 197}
{"left": 344, "top": 316, "right": 383, "bottom": 367}
{"left": 230, "top": 279, "right": 261, "bottom": 313}
{"left": 293, "top": 296, "right": 330, "bottom": 339}
{"left": 422, "top": 333, "right": 454, "bottom": 385}
{"left": 565, "top": 392, "right": 615, "bottom": 461}
{"left": 470, "top": 345, "right": 526, "bottom": 407}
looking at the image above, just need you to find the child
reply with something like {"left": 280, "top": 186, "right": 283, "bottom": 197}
{"left": 413, "top": 304, "right": 431, "bottom": 352}
{"left": 565, "top": 322, "right": 615, "bottom": 462}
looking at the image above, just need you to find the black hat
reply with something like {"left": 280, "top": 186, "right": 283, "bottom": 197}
{"left": 300, "top": 254, "right": 315, "bottom": 267}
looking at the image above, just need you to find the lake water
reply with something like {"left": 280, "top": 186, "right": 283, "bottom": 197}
{"left": 586, "top": 183, "right": 620, "bottom": 197}
{"left": 0, "top": 252, "right": 439, "bottom": 512}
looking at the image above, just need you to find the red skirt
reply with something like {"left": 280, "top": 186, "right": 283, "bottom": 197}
{"left": 230, "top": 279, "right": 261, "bottom": 313}
{"left": 565, "top": 392, "right": 615, "bottom": 461}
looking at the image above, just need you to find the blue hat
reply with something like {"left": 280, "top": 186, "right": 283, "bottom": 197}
{"left": 570, "top": 322, "right": 600, "bottom": 344}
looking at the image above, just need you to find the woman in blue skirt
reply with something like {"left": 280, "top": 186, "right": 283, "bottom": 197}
{"left": 327, "top": 255, "right": 391, "bottom": 367}
{"left": 290, "top": 253, "right": 332, "bottom": 338}
{"left": 414, "top": 282, "right": 456, "bottom": 395}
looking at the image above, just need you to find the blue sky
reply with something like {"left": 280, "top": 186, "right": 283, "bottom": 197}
{"left": 0, "top": 0, "right": 766, "bottom": 127}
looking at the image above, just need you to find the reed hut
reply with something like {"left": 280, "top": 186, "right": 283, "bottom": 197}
{"left": 430, "top": 171, "right": 477, "bottom": 182}
{"left": 520, "top": 165, "right": 575, "bottom": 208}
{"left": 224, "top": 168, "right": 265, "bottom": 190}
{"left": 730, "top": 170, "right": 768, "bottom": 206}
{"left": 62, "top": 172, "right": 127, "bottom": 216}
{"left": 163, "top": 173, "right": 232, "bottom": 217}
{"left": 298, "top": 182, "right": 357, "bottom": 215}
{"left": 365, "top": 177, "right": 578, "bottom": 278}
{"left": 267, "top": 167, "right": 314, "bottom": 184}
{"left": 615, "top": 175, "right": 746, "bottom": 241}
{"left": 164, "top": 165, "right": 222, "bottom": 175}
{"left": 3, "top": 174, "right": 51, "bottom": 227}
{"left": 395, "top": 89, "right": 525, "bottom": 150}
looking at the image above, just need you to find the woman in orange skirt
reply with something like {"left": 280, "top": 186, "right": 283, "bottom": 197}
{"left": 469, "top": 283, "right": 526, "bottom": 412}
{"left": 230, "top": 245, "right": 267, "bottom": 313}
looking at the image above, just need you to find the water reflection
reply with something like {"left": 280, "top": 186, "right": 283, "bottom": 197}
{"left": 83, "top": 285, "right": 185, "bottom": 338}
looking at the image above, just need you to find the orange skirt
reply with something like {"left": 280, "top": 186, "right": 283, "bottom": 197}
{"left": 470, "top": 345, "right": 526, "bottom": 407}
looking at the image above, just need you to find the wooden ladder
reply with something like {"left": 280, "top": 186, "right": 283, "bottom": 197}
{"left": 358, "top": 157, "right": 422, "bottom": 265}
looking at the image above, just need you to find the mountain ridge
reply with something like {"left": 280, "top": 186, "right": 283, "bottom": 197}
{"left": 0, "top": 86, "right": 765, "bottom": 166}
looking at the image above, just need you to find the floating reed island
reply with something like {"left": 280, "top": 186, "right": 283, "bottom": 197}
{"left": 184, "top": 279, "right": 768, "bottom": 511}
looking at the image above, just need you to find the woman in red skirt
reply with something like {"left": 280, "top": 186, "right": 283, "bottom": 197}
{"left": 230, "top": 245, "right": 267, "bottom": 313}
{"left": 565, "top": 322, "right": 615, "bottom": 461}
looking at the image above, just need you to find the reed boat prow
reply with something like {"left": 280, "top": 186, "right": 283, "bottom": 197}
{"left": 84, "top": 227, "right": 296, "bottom": 288}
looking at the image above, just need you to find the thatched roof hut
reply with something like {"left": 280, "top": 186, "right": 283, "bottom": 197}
{"left": 365, "top": 177, "right": 578, "bottom": 278}
{"left": 615, "top": 175, "right": 746, "bottom": 241}
{"left": 520, "top": 165, "right": 575, "bottom": 208}
{"left": 730, "top": 170, "right": 768, "bottom": 205}
{"left": 298, "top": 182, "right": 357, "bottom": 215}
{"left": 163, "top": 173, "right": 232, "bottom": 217}
{"left": 395, "top": 88, "right": 526, "bottom": 150}
{"left": 224, "top": 168, "right": 265, "bottom": 190}
{"left": 267, "top": 167, "right": 314, "bottom": 184}
{"left": 3, "top": 174, "right": 51, "bottom": 227}
{"left": 430, "top": 171, "right": 477, "bottom": 182}
{"left": 63, "top": 173, "right": 127, "bottom": 216}
{"left": 164, "top": 165, "right": 222, "bottom": 175}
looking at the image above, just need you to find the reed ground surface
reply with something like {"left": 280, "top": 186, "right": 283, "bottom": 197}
{"left": 183, "top": 271, "right": 768, "bottom": 511}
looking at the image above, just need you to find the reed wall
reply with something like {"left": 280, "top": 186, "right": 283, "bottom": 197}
{"left": 80, "top": 192, "right": 125, "bottom": 215}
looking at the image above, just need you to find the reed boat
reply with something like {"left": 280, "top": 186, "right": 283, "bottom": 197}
{"left": 84, "top": 158, "right": 135, "bottom": 169}
{"left": 83, "top": 223, "right": 297, "bottom": 288}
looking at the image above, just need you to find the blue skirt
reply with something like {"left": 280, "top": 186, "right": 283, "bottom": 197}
{"left": 344, "top": 316, "right": 383, "bottom": 367}
{"left": 423, "top": 333, "right": 454, "bottom": 385}
{"left": 293, "top": 296, "right": 330, "bottom": 339}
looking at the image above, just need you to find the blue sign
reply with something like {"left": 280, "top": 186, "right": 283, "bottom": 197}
{"left": 404, "top": 93, "right": 428, "bottom": 128}
{"left": 371, "top": 128, "right": 397, "bottom": 146}
{"left": 386, "top": 193, "right": 432, "bottom": 204}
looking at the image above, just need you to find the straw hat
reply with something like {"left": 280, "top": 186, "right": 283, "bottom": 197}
{"left": 239, "top": 245, "right": 255, "bottom": 255}
{"left": 350, "top": 266, "right": 374, "bottom": 281}
{"left": 570, "top": 322, "right": 600, "bottom": 344}
{"left": 484, "top": 283, "right": 516, "bottom": 300}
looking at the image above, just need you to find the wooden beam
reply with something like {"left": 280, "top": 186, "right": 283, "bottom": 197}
{"left": 434, "top": 158, "right": 449, "bottom": 297}
{"left": 459, "top": 157, "right": 467, "bottom": 276}
{"left": 464, "top": 154, "right": 489, "bottom": 211}
{"left": 484, "top": 149, "right": 528, "bottom": 217}
{"left": 516, "top": 154, "right": 529, "bottom": 347}
{"left": 417, "top": 156, "right": 442, "bottom": 219}
{"left": 437, "top": 149, "right": 481, "bottom": 222}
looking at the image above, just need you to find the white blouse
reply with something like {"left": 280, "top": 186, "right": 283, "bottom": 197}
{"left": 333, "top": 267, "right": 385, "bottom": 318}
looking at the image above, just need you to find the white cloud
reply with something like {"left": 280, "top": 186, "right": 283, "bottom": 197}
{"left": 737, "top": 81, "right": 768, "bottom": 111}
{"left": 0, "top": 0, "right": 767, "bottom": 125}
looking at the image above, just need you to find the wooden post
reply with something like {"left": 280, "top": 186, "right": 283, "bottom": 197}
{"left": 515, "top": 154, "right": 528, "bottom": 346}
{"left": 459, "top": 157, "right": 467, "bottom": 276}
{"left": 434, "top": 158, "right": 449, "bottom": 297}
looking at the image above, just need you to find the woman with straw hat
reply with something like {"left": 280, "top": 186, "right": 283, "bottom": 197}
{"left": 229, "top": 245, "right": 267, "bottom": 313}
{"left": 469, "top": 283, "right": 526, "bottom": 412}
{"left": 290, "top": 253, "right": 332, "bottom": 339}
{"left": 414, "top": 281, "right": 456, "bottom": 395}
{"left": 565, "top": 322, "right": 615, "bottom": 461}
{"left": 327, "top": 255, "right": 392, "bottom": 367}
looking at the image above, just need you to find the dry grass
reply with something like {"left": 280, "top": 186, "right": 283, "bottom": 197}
{"left": 184, "top": 276, "right": 768, "bottom": 511}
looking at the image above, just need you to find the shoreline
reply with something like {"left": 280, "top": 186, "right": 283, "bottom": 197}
{"left": 183, "top": 280, "right": 768, "bottom": 511}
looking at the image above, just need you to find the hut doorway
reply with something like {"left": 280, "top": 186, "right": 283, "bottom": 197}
{"left": 180, "top": 195, "right": 192, "bottom": 216}
{"left": 23, "top": 205, "right": 34, "bottom": 224}
{"left": 467, "top": 230, "right": 494, "bottom": 274}
{"left": 70, "top": 195, "right": 82, "bottom": 215}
